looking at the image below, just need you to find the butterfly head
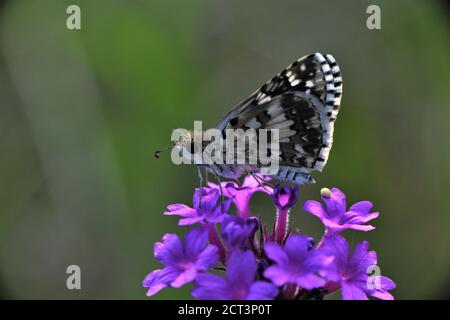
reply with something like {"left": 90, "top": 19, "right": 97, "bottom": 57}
{"left": 174, "top": 130, "right": 193, "bottom": 153}
{"left": 154, "top": 130, "right": 200, "bottom": 159}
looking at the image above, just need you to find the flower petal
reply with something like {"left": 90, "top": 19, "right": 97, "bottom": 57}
{"left": 321, "top": 219, "right": 346, "bottom": 233}
{"left": 370, "top": 290, "right": 394, "bottom": 300}
{"left": 295, "top": 273, "right": 326, "bottom": 290}
{"left": 242, "top": 174, "right": 272, "bottom": 191}
{"left": 171, "top": 267, "right": 198, "bottom": 288}
{"left": 345, "top": 224, "right": 376, "bottom": 232}
{"left": 380, "top": 276, "right": 396, "bottom": 290}
{"left": 194, "top": 188, "right": 220, "bottom": 212}
{"left": 263, "top": 266, "right": 292, "bottom": 286}
{"left": 246, "top": 281, "right": 278, "bottom": 300}
{"left": 367, "top": 275, "right": 396, "bottom": 296}
{"left": 207, "top": 181, "right": 237, "bottom": 198}
{"left": 178, "top": 216, "right": 203, "bottom": 226}
{"left": 341, "top": 281, "right": 368, "bottom": 300}
{"left": 305, "top": 250, "right": 334, "bottom": 269}
{"left": 345, "top": 211, "right": 379, "bottom": 224}
{"left": 192, "top": 273, "right": 230, "bottom": 300}
{"left": 284, "top": 235, "right": 313, "bottom": 260}
{"left": 272, "top": 186, "right": 298, "bottom": 210}
{"left": 222, "top": 216, "right": 258, "bottom": 249}
{"left": 143, "top": 268, "right": 179, "bottom": 296}
{"left": 153, "top": 234, "right": 183, "bottom": 265}
{"left": 350, "top": 241, "right": 371, "bottom": 263}
{"left": 195, "top": 245, "right": 219, "bottom": 270}
{"left": 320, "top": 234, "right": 350, "bottom": 268}
{"left": 227, "top": 250, "right": 257, "bottom": 289}
{"left": 209, "top": 176, "right": 273, "bottom": 218}
{"left": 264, "top": 242, "right": 289, "bottom": 266}
{"left": 231, "top": 193, "right": 252, "bottom": 217}
{"left": 183, "top": 227, "right": 209, "bottom": 257}
{"left": 322, "top": 188, "right": 346, "bottom": 218}
{"left": 304, "top": 200, "right": 328, "bottom": 219}
{"left": 349, "top": 201, "right": 373, "bottom": 214}
{"left": 164, "top": 204, "right": 196, "bottom": 217}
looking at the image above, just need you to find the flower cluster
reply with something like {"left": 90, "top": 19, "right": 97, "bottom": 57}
{"left": 143, "top": 175, "right": 395, "bottom": 300}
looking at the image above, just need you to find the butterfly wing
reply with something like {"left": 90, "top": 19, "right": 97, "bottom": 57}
{"left": 216, "top": 52, "right": 342, "bottom": 181}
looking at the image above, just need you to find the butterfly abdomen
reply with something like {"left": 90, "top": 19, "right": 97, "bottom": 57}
{"left": 272, "top": 166, "right": 315, "bottom": 185}
{"left": 203, "top": 163, "right": 255, "bottom": 180}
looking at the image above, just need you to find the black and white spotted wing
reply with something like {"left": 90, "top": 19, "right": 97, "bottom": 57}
{"left": 216, "top": 52, "right": 343, "bottom": 184}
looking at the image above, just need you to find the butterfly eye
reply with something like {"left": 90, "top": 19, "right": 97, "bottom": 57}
{"left": 182, "top": 139, "right": 193, "bottom": 154}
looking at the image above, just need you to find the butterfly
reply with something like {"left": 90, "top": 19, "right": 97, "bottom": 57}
{"left": 156, "top": 52, "right": 342, "bottom": 187}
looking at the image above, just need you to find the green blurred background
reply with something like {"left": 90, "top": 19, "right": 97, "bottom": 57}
{"left": 0, "top": 0, "right": 449, "bottom": 299}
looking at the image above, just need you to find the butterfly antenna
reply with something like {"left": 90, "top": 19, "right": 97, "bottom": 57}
{"left": 154, "top": 143, "right": 176, "bottom": 158}
{"left": 215, "top": 175, "right": 226, "bottom": 213}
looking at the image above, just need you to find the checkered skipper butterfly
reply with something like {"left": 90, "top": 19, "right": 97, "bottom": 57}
{"left": 156, "top": 53, "right": 342, "bottom": 185}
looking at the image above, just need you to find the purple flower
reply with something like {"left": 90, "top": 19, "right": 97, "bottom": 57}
{"left": 263, "top": 235, "right": 333, "bottom": 290}
{"left": 221, "top": 215, "right": 259, "bottom": 250}
{"left": 303, "top": 188, "right": 379, "bottom": 234}
{"left": 164, "top": 188, "right": 231, "bottom": 226}
{"left": 272, "top": 186, "right": 299, "bottom": 211}
{"left": 272, "top": 186, "right": 299, "bottom": 243}
{"left": 208, "top": 175, "right": 273, "bottom": 218}
{"left": 143, "top": 227, "right": 219, "bottom": 296}
{"left": 321, "top": 235, "right": 396, "bottom": 300}
{"left": 146, "top": 173, "right": 394, "bottom": 301}
{"left": 192, "top": 250, "right": 278, "bottom": 300}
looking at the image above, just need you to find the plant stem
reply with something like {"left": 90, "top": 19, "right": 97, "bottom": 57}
{"left": 207, "top": 223, "right": 226, "bottom": 262}
{"left": 274, "top": 208, "right": 290, "bottom": 243}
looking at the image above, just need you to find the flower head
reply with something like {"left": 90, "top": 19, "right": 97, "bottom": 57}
{"left": 303, "top": 187, "right": 379, "bottom": 234}
{"left": 321, "top": 235, "right": 396, "bottom": 300}
{"left": 263, "top": 235, "right": 333, "bottom": 290}
{"left": 208, "top": 175, "right": 273, "bottom": 218}
{"left": 221, "top": 215, "right": 259, "bottom": 250}
{"left": 145, "top": 174, "right": 395, "bottom": 300}
{"left": 192, "top": 250, "right": 278, "bottom": 300}
{"left": 272, "top": 186, "right": 299, "bottom": 211}
{"left": 272, "top": 186, "right": 299, "bottom": 242}
{"left": 164, "top": 188, "right": 231, "bottom": 226}
{"left": 143, "top": 227, "right": 219, "bottom": 296}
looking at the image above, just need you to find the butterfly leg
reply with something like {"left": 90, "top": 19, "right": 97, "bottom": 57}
{"left": 274, "top": 179, "right": 281, "bottom": 189}
{"left": 252, "top": 173, "right": 272, "bottom": 193}
{"left": 215, "top": 174, "right": 226, "bottom": 211}
{"left": 197, "top": 166, "right": 204, "bottom": 208}
{"left": 248, "top": 170, "right": 276, "bottom": 193}
{"left": 205, "top": 169, "right": 210, "bottom": 186}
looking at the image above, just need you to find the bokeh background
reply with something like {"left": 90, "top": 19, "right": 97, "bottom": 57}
{"left": 0, "top": 0, "right": 449, "bottom": 299}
